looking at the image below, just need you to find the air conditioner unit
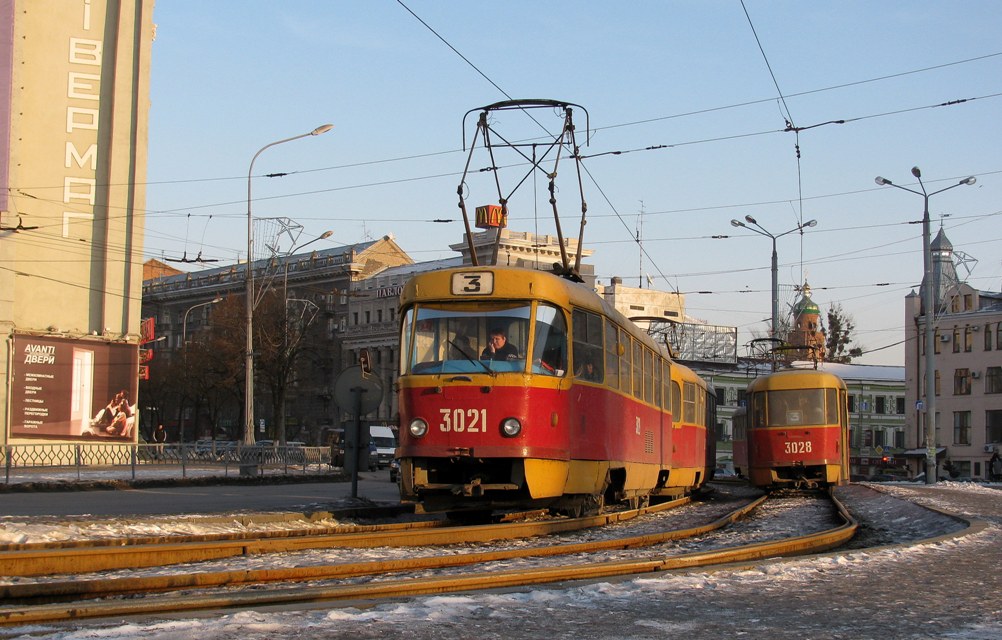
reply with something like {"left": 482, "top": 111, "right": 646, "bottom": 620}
{"left": 972, "top": 371, "right": 981, "bottom": 379}
{"left": 972, "top": 325, "right": 981, "bottom": 331}
{"left": 985, "top": 444, "right": 997, "bottom": 453}
{"left": 940, "top": 334, "right": 951, "bottom": 342}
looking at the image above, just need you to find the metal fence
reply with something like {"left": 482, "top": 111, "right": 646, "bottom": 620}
{"left": 2, "top": 443, "right": 333, "bottom": 484}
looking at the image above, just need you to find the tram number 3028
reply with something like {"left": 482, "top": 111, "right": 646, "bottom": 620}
{"left": 439, "top": 408, "right": 488, "bottom": 433}
{"left": 784, "top": 440, "right": 813, "bottom": 454}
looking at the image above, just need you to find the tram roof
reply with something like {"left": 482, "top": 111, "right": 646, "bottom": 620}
{"left": 747, "top": 368, "right": 848, "bottom": 392}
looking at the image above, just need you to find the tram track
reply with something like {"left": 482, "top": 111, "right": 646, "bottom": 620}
{"left": 0, "top": 497, "right": 695, "bottom": 578}
{"left": 0, "top": 491, "right": 859, "bottom": 626}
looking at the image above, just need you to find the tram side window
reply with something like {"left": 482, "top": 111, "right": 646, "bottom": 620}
{"left": 399, "top": 308, "right": 414, "bottom": 375}
{"left": 825, "top": 388, "right": 839, "bottom": 424}
{"left": 532, "top": 303, "right": 568, "bottom": 376}
{"left": 662, "top": 363, "right": 672, "bottom": 410}
{"left": 683, "top": 381, "right": 697, "bottom": 424}
{"left": 644, "top": 348, "right": 654, "bottom": 404}
{"left": 632, "top": 340, "right": 643, "bottom": 400}
{"left": 653, "top": 357, "right": 662, "bottom": 407}
{"left": 572, "top": 309, "right": 604, "bottom": 383}
{"left": 751, "top": 392, "right": 766, "bottom": 428}
{"left": 696, "top": 386, "right": 705, "bottom": 426}
{"left": 604, "top": 319, "right": 621, "bottom": 390}
{"left": 671, "top": 380, "right": 682, "bottom": 422}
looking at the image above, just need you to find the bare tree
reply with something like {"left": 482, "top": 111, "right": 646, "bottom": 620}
{"left": 824, "top": 303, "right": 863, "bottom": 363}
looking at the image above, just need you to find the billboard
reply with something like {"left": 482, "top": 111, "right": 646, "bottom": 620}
{"left": 10, "top": 334, "right": 139, "bottom": 441}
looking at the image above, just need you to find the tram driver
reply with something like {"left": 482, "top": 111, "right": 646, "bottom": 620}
{"left": 481, "top": 328, "right": 519, "bottom": 361}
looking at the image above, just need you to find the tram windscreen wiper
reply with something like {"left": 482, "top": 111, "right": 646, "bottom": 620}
{"left": 449, "top": 339, "right": 495, "bottom": 376}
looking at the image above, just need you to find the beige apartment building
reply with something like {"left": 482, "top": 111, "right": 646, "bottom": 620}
{"left": 1, "top": 1, "right": 153, "bottom": 445}
{"left": 904, "top": 229, "right": 1002, "bottom": 479}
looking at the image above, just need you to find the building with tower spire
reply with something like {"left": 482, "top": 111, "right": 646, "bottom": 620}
{"left": 923, "top": 228, "right": 960, "bottom": 316}
{"left": 904, "top": 227, "right": 1002, "bottom": 480}
{"left": 785, "top": 282, "right": 825, "bottom": 363}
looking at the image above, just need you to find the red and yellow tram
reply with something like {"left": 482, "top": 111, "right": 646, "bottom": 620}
{"left": 395, "top": 265, "right": 715, "bottom": 516}
{"left": 733, "top": 368, "right": 849, "bottom": 490}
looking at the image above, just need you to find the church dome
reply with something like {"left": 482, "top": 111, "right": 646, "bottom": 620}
{"left": 792, "top": 282, "right": 820, "bottom": 316}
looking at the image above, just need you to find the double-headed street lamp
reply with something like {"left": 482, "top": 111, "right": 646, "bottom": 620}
{"left": 875, "top": 167, "right": 976, "bottom": 485}
{"left": 730, "top": 215, "right": 818, "bottom": 338}
{"left": 245, "top": 124, "right": 333, "bottom": 448}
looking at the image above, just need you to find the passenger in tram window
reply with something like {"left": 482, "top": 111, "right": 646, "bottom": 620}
{"left": 576, "top": 357, "right": 602, "bottom": 382}
{"left": 481, "top": 328, "right": 519, "bottom": 361}
{"left": 450, "top": 334, "right": 476, "bottom": 360}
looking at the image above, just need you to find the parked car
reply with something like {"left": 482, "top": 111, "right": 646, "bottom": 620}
{"left": 910, "top": 472, "right": 953, "bottom": 483}
{"left": 868, "top": 473, "right": 906, "bottom": 482}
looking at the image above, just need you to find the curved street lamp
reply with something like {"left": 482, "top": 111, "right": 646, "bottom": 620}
{"left": 874, "top": 167, "right": 976, "bottom": 485}
{"left": 729, "top": 216, "right": 818, "bottom": 338}
{"left": 182, "top": 297, "right": 222, "bottom": 344}
{"left": 245, "top": 124, "right": 333, "bottom": 449}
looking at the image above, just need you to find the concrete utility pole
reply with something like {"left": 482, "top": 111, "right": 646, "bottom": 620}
{"left": 875, "top": 168, "right": 975, "bottom": 484}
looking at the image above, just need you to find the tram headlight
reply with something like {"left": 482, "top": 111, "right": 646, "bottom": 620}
{"left": 408, "top": 418, "right": 429, "bottom": 438}
{"left": 500, "top": 417, "right": 522, "bottom": 438}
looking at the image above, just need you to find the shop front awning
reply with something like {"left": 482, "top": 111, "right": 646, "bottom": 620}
{"left": 900, "top": 447, "right": 947, "bottom": 458}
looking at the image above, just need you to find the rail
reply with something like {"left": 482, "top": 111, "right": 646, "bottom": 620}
{"left": 1, "top": 443, "right": 333, "bottom": 484}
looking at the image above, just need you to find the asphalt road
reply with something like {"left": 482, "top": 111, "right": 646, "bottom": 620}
{"left": 0, "top": 470, "right": 401, "bottom": 518}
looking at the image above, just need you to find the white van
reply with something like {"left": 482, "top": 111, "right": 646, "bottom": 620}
{"left": 369, "top": 425, "right": 397, "bottom": 469}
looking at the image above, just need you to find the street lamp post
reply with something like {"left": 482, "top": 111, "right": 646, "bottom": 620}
{"left": 181, "top": 297, "right": 222, "bottom": 344}
{"left": 245, "top": 124, "right": 333, "bottom": 449}
{"left": 730, "top": 216, "right": 817, "bottom": 337}
{"left": 875, "top": 167, "right": 976, "bottom": 485}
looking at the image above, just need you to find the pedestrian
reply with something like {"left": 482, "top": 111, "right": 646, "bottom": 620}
{"left": 990, "top": 451, "right": 1002, "bottom": 482}
{"left": 153, "top": 423, "right": 167, "bottom": 459}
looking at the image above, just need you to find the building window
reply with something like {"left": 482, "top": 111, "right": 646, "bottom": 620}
{"left": 873, "top": 429, "right": 886, "bottom": 448}
{"left": 952, "top": 327, "right": 961, "bottom": 353}
{"left": 951, "top": 296, "right": 961, "bottom": 313}
{"left": 964, "top": 294, "right": 973, "bottom": 310}
{"left": 997, "top": 322, "right": 1002, "bottom": 350}
{"left": 737, "top": 389, "right": 747, "bottom": 407}
{"left": 714, "top": 387, "right": 726, "bottom": 405}
{"left": 935, "top": 370, "right": 941, "bottom": 396}
{"left": 848, "top": 395, "right": 856, "bottom": 413}
{"left": 954, "top": 369, "right": 971, "bottom": 395}
{"left": 986, "top": 367, "right": 1002, "bottom": 394}
{"left": 896, "top": 397, "right": 905, "bottom": 414}
{"left": 953, "top": 411, "right": 971, "bottom": 445}
{"left": 964, "top": 326, "right": 973, "bottom": 352}
{"left": 377, "top": 309, "right": 383, "bottom": 323}
{"left": 876, "top": 396, "right": 886, "bottom": 414}
{"left": 365, "top": 311, "right": 371, "bottom": 324}
{"left": 352, "top": 312, "right": 358, "bottom": 326}
{"left": 987, "top": 410, "right": 1002, "bottom": 444}
{"left": 987, "top": 325, "right": 994, "bottom": 351}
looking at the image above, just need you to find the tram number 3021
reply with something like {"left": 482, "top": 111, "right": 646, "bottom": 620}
{"left": 784, "top": 440, "right": 813, "bottom": 454}
{"left": 439, "top": 408, "right": 489, "bottom": 433}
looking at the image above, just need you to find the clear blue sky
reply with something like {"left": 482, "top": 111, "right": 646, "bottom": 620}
{"left": 144, "top": 1, "right": 1002, "bottom": 366}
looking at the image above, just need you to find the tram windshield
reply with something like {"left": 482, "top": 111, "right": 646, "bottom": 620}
{"left": 751, "top": 388, "right": 838, "bottom": 428}
{"left": 400, "top": 302, "right": 567, "bottom": 376}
